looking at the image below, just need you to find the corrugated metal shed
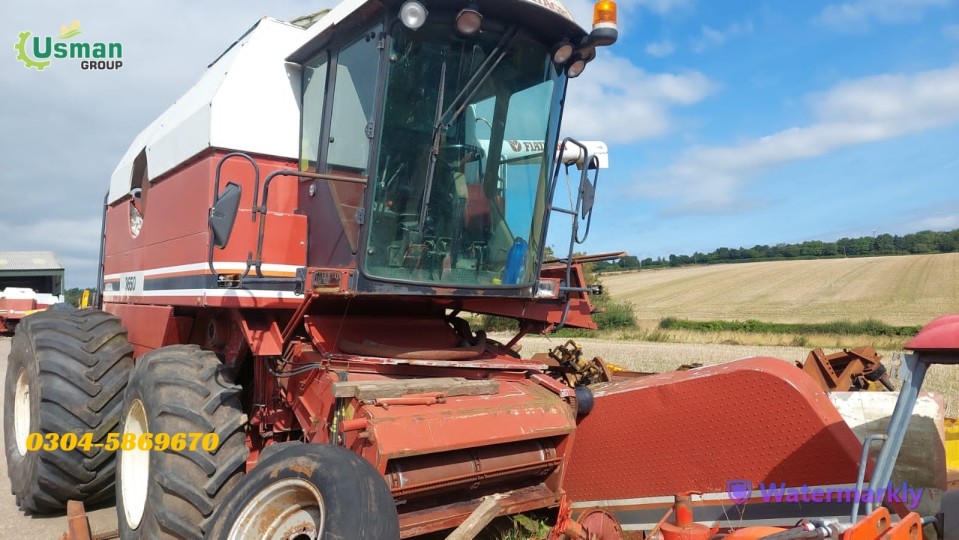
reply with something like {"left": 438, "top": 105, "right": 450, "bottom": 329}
{"left": 0, "top": 251, "right": 64, "bottom": 275}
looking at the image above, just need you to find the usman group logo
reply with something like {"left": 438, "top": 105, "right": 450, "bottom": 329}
{"left": 14, "top": 20, "right": 123, "bottom": 71}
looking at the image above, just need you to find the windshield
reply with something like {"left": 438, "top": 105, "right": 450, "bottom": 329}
{"left": 365, "top": 21, "right": 562, "bottom": 287}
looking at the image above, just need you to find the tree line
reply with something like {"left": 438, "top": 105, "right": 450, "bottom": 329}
{"left": 593, "top": 228, "right": 959, "bottom": 272}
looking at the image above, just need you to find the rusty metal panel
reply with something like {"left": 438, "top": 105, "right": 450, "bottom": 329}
{"left": 366, "top": 380, "right": 575, "bottom": 463}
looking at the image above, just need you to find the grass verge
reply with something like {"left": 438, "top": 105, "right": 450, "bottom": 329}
{"left": 659, "top": 317, "right": 922, "bottom": 337}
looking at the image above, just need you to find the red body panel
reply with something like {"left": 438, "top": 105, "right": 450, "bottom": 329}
{"left": 563, "top": 357, "right": 865, "bottom": 529}
{"left": 101, "top": 150, "right": 304, "bottom": 309}
{"left": 0, "top": 298, "right": 37, "bottom": 320}
{"left": 906, "top": 313, "right": 959, "bottom": 354}
{"left": 102, "top": 303, "right": 179, "bottom": 356}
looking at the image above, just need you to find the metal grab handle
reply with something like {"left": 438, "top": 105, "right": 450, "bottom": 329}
{"left": 209, "top": 152, "right": 260, "bottom": 286}
{"left": 248, "top": 169, "right": 367, "bottom": 279}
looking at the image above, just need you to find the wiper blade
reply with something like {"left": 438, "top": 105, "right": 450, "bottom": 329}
{"left": 417, "top": 27, "right": 518, "bottom": 236}
{"left": 417, "top": 55, "right": 447, "bottom": 238}
{"left": 440, "top": 26, "right": 517, "bottom": 127}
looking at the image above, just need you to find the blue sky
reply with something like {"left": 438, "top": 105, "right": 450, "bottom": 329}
{"left": 1, "top": 0, "right": 958, "bottom": 286}
{"left": 558, "top": 0, "right": 959, "bottom": 261}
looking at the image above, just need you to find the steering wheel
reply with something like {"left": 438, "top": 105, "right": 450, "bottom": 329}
{"left": 437, "top": 143, "right": 484, "bottom": 167}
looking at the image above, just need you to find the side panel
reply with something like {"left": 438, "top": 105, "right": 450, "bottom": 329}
{"left": 102, "top": 149, "right": 306, "bottom": 309}
{"left": 564, "top": 357, "right": 866, "bottom": 530}
{"left": 102, "top": 303, "right": 181, "bottom": 357}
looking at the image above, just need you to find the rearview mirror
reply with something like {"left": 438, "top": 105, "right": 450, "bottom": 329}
{"left": 209, "top": 182, "right": 242, "bottom": 248}
{"left": 580, "top": 176, "right": 595, "bottom": 219}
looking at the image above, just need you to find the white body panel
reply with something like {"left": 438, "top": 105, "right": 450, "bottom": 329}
{"left": 0, "top": 288, "right": 37, "bottom": 300}
{"left": 108, "top": 18, "right": 307, "bottom": 204}
{"left": 829, "top": 391, "right": 945, "bottom": 516}
{"left": 476, "top": 139, "right": 609, "bottom": 169}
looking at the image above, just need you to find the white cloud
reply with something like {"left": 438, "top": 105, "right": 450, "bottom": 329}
{"left": 945, "top": 24, "right": 959, "bottom": 40}
{"left": 563, "top": 53, "right": 715, "bottom": 143}
{"left": 815, "top": 0, "right": 953, "bottom": 29}
{"left": 690, "top": 21, "right": 753, "bottom": 53}
{"left": 640, "top": 65, "right": 959, "bottom": 212}
{"left": 645, "top": 40, "right": 676, "bottom": 57}
{"left": 905, "top": 213, "right": 959, "bottom": 230}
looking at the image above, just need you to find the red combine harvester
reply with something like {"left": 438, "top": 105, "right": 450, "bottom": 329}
{"left": 4, "top": 0, "right": 954, "bottom": 538}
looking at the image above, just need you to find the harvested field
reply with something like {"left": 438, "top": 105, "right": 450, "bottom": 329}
{"left": 602, "top": 253, "right": 959, "bottom": 326}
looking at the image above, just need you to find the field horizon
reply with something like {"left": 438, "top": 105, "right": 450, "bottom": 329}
{"left": 602, "top": 252, "right": 959, "bottom": 327}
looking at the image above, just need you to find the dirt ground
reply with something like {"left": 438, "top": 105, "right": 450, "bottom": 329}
{"left": 0, "top": 335, "right": 954, "bottom": 538}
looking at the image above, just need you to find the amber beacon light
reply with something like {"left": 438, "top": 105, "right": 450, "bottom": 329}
{"left": 585, "top": 0, "right": 618, "bottom": 47}
{"left": 593, "top": 0, "right": 618, "bottom": 30}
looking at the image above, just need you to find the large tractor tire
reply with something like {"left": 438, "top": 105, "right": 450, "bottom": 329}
{"left": 205, "top": 444, "right": 400, "bottom": 540}
{"left": 3, "top": 307, "right": 133, "bottom": 513}
{"left": 116, "top": 345, "right": 248, "bottom": 539}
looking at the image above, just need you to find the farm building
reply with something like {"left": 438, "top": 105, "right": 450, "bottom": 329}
{"left": 0, "top": 251, "right": 65, "bottom": 331}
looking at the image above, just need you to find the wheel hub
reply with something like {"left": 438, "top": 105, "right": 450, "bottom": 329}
{"left": 229, "top": 478, "right": 326, "bottom": 540}
{"left": 120, "top": 399, "right": 149, "bottom": 530}
{"left": 14, "top": 370, "right": 30, "bottom": 456}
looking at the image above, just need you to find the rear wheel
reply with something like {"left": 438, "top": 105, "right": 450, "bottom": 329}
{"left": 116, "top": 345, "right": 248, "bottom": 539}
{"left": 205, "top": 444, "right": 399, "bottom": 540}
{"left": 3, "top": 307, "right": 133, "bottom": 513}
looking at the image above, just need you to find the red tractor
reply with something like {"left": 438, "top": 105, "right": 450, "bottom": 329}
{"left": 4, "top": 0, "right": 953, "bottom": 538}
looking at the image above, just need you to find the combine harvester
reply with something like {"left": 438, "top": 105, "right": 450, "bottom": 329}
{"left": 4, "top": 0, "right": 954, "bottom": 538}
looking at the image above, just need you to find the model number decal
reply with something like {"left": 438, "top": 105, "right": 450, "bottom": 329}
{"left": 118, "top": 271, "right": 144, "bottom": 295}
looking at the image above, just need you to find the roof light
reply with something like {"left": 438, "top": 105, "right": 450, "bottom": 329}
{"left": 593, "top": 0, "right": 618, "bottom": 30}
{"left": 455, "top": 6, "right": 483, "bottom": 36}
{"left": 553, "top": 41, "right": 574, "bottom": 64}
{"left": 400, "top": 1, "right": 428, "bottom": 30}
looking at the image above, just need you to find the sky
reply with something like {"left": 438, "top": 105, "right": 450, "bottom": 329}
{"left": 1, "top": 0, "right": 958, "bottom": 287}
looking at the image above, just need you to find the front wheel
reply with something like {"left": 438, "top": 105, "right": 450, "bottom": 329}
{"left": 116, "top": 345, "right": 248, "bottom": 539}
{"left": 205, "top": 444, "right": 399, "bottom": 540}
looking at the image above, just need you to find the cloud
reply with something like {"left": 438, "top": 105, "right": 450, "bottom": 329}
{"left": 946, "top": 24, "right": 959, "bottom": 40}
{"left": 563, "top": 53, "right": 715, "bottom": 143}
{"left": 905, "top": 213, "right": 959, "bottom": 230}
{"left": 690, "top": 21, "right": 753, "bottom": 53}
{"left": 639, "top": 65, "right": 959, "bottom": 212}
{"left": 645, "top": 40, "right": 676, "bottom": 57}
{"left": 815, "top": 0, "right": 953, "bottom": 29}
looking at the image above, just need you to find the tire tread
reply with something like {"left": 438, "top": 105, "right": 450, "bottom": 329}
{"left": 5, "top": 307, "right": 133, "bottom": 513}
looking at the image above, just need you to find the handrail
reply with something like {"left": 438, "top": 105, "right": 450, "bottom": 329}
{"left": 247, "top": 169, "right": 367, "bottom": 280}
{"left": 209, "top": 152, "right": 260, "bottom": 285}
